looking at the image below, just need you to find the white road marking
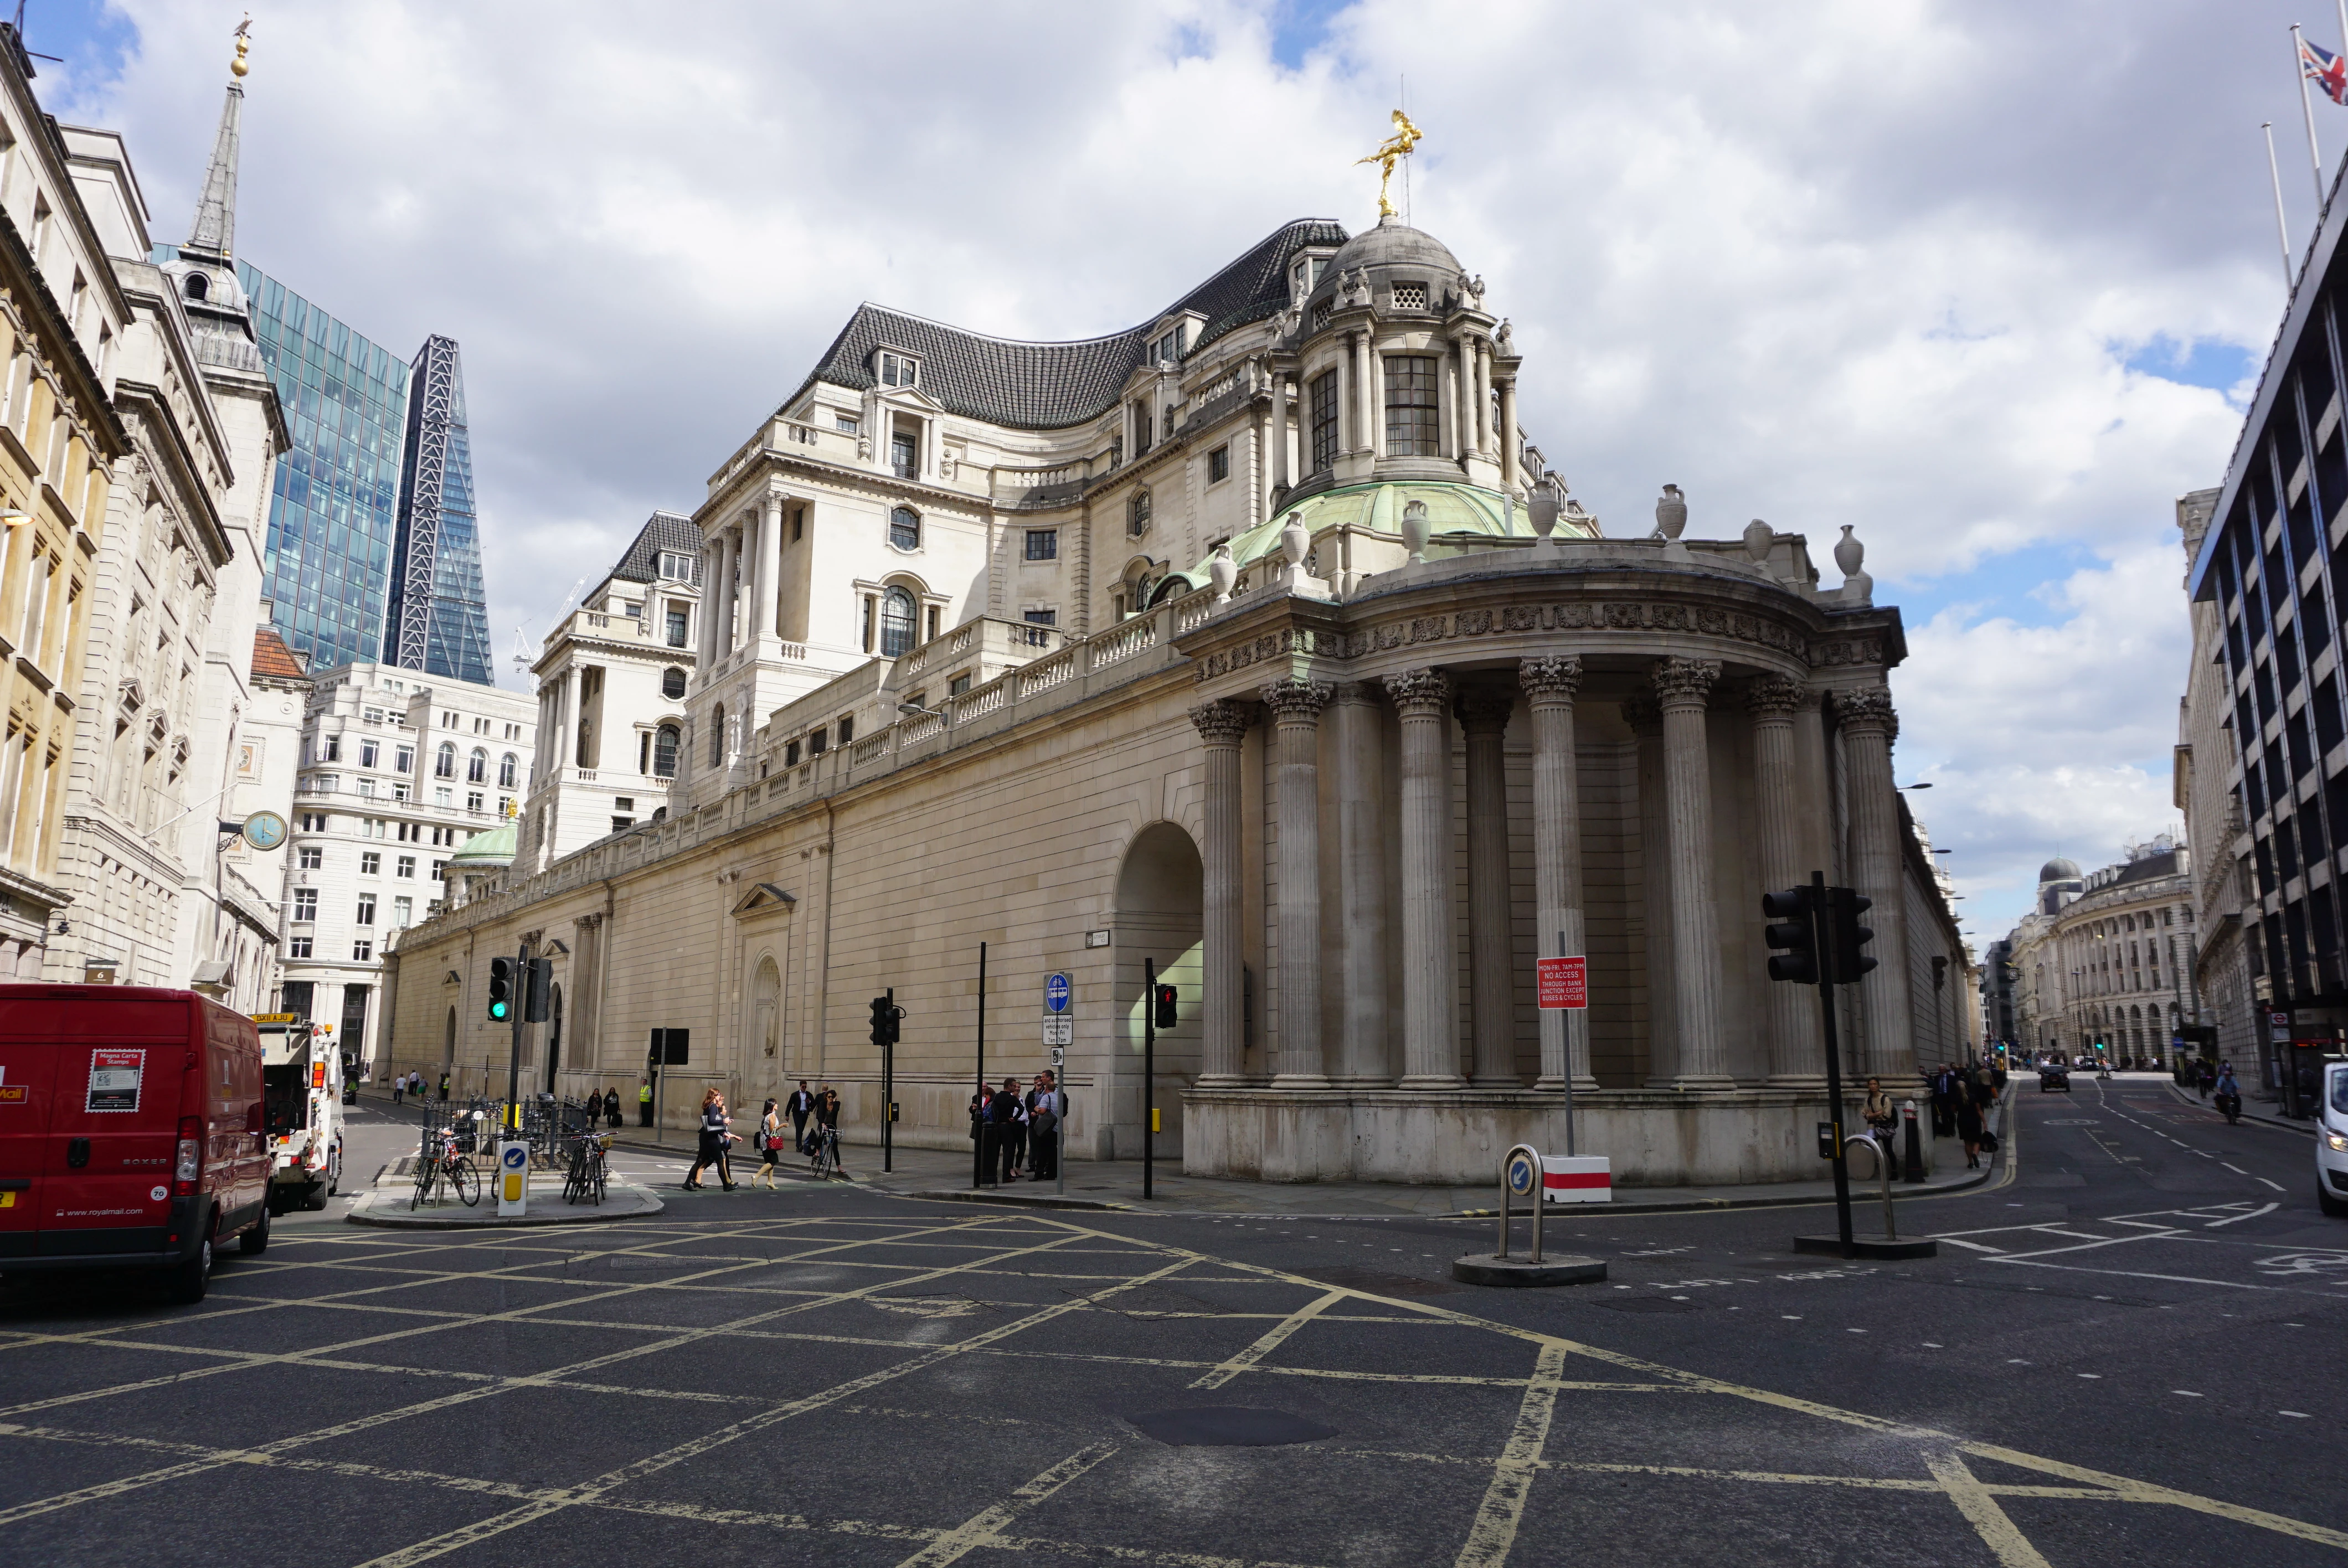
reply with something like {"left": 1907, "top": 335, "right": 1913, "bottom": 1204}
{"left": 1942, "top": 1238, "right": 2005, "bottom": 1254}
{"left": 2256, "top": 1178, "right": 2285, "bottom": 1192}
{"left": 2204, "top": 1203, "right": 2279, "bottom": 1228}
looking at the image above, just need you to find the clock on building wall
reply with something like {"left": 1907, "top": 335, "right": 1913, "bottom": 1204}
{"left": 240, "top": 811, "right": 288, "bottom": 852}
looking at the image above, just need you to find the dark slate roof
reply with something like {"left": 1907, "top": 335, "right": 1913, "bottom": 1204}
{"left": 2109, "top": 849, "right": 2181, "bottom": 888}
{"left": 609, "top": 511, "right": 702, "bottom": 585}
{"left": 791, "top": 218, "right": 1348, "bottom": 432}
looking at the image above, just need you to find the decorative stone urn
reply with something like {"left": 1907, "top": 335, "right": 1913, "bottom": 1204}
{"left": 1401, "top": 498, "right": 1432, "bottom": 563}
{"left": 1743, "top": 517, "right": 1774, "bottom": 567}
{"left": 1654, "top": 484, "right": 1687, "bottom": 541}
{"left": 1280, "top": 515, "right": 1311, "bottom": 574}
{"left": 1528, "top": 477, "right": 1561, "bottom": 544}
{"left": 1835, "top": 525, "right": 1872, "bottom": 604}
{"left": 1208, "top": 542, "right": 1238, "bottom": 603}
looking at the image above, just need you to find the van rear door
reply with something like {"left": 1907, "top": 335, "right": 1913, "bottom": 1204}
{"left": 0, "top": 1011, "right": 61, "bottom": 1260}
{"left": 34, "top": 996, "right": 191, "bottom": 1254}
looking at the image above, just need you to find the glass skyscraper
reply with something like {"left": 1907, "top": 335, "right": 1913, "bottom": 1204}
{"left": 388, "top": 336, "right": 492, "bottom": 684}
{"left": 235, "top": 262, "right": 409, "bottom": 670}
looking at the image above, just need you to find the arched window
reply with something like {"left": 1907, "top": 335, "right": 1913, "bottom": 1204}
{"left": 889, "top": 506, "right": 921, "bottom": 551}
{"left": 1129, "top": 489, "right": 1151, "bottom": 536}
{"left": 709, "top": 704, "right": 727, "bottom": 767}
{"left": 661, "top": 667, "right": 687, "bottom": 700}
{"left": 1147, "top": 573, "right": 1186, "bottom": 608}
{"left": 497, "top": 753, "right": 517, "bottom": 788}
{"left": 467, "top": 747, "right": 488, "bottom": 783}
{"left": 881, "top": 587, "right": 917, "bottom": 658}
{"left": 435, "top": 741, "right": 456, "bottom": 778}
{"left": 183, "top": 272, "right": 208, "bottom": 302}
{"left": 653, "top": 724, "right": 680, "bottom": 778}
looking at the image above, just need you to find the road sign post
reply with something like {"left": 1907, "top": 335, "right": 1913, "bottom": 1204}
{"left": 972, "top": 943, "right": 988, "bottom": 1190}
{"left": 1142, "top": 956, "right": 1156, "bottom": 1201}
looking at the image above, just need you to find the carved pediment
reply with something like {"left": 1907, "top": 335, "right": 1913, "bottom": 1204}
{"left": 731, "top": 881, "right": 796, "bottom": 917}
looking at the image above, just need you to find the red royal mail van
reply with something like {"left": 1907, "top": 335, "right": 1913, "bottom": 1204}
{"left": 0, "top": 986, "right": 271, "bottom": 1303}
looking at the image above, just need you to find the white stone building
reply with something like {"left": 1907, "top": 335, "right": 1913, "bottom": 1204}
{"left": 281, "top": 663, "right": 534, "bottom": 1062}
{"left": 517, "top": 511, "right": 701, "bottom": 873}
{"left": 2010, "top": 843, "right": 2195, "bottom": 1064}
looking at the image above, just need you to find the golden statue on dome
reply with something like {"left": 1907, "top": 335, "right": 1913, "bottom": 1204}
{"left": 229, "top": 16, "right": 252, "bottom": 77}
{"left": 1356, "top": 109, "right": 1423, "bottom": 219}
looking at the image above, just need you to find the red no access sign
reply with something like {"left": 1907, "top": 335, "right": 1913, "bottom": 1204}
{"left": 1538, "top": 956, "right": 1588, "bottom": 1010}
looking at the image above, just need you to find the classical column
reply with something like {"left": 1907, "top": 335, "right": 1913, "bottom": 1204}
{"left": 1624, "top": 693, "right": 1676, "bottom": 1083}
{"left": 752, "top": 495, "right": 782, "bottom": 641}
{"left": 712, "top": 528, "right": 738, "bottom": 658}
{"left": 1334, "top": 339, "right": 1351, "bottom": 458}
{"left": 1474, "top": 338, "right": 1495, "bottom": 457}
{"left": 1386, "top": 668, "right": 1463, "bottom": 1087}
{"left": 1271, "top": 376, "right": 1292, "bottom": 494}
{"left": 1655, "top": 657, "right": 1731, "bottom": 1087}
{"left": 1458, "top": 685, "right": 1518, "bottom": 1086}
{"left": 1748, "top": 675, "right": 1822, "bottom": 1083}
{"left": 1836, "top": 687, "right": 1913, "bottom": 1077}
{"left": 1263, "top": 678, "right": 1333, "bottom": 1087}
{"left": 1369, "top": 343, "right": 1388, "bottom": 460}
{"left": 1497, "top": 377, "right": 1520, "bottom": 489}
{"left": 1191, "top": 699, "right": 1253, "bottom": 1086}
{"left": 696, "top": 540, "right": 721, "bottom": 668}
{"left": 1352, "top": 331, "right": 1373, "bottom": 453}
{"left": 1521, "top": 656, "right": 1588, "bottom": 1090}
{"left": 1452, "top": 335, "right": 1474, "bottom": 457}
{"left": 1332, "top": 683, "right": 1392, "bottom": 1085}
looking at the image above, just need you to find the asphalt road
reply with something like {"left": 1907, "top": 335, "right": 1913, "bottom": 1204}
{"left": 0, "top": 1078, "right": 2337, "bottom": 1566}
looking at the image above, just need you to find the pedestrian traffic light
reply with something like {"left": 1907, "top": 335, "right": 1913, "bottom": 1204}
{"left": 868, "top": 994, "right": 900, "bottom": 1048}
{"left": 1760, "top": 887, "right": 1818, "bottom": 984}
{"left": 523, "top": 956, "right": 552, "bottom": 1023}
{"left": 1153, "top": 983, "right": 1177, "bottom": 1029}
{"left": 487, "top": 956, "right": 513, "bottom": 1022}
{"left": 1829, "top": 890, "right": 1877, "bottom": 982}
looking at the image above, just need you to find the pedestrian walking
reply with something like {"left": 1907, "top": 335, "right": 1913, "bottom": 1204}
{"left": 2196, "top": 1060, "right": 2216, "bottom": 1101}
{"left": 1954, "top": 1087, "right": 1985, "bottom": 1169}
{"left": 753, "top": 1098, "right": 784, "bottom": 1189}
{"left": 638, "top": 1076, "right": 654, "bottom": 1127}
{"left": 603, "top": 1086, "right": 621, "bottom": 1129}
{"left": 787, "top": 1081, "right": 815, "bottom": 1154}
{"left": 392, "top": 1074, "right": 404, "bottom": 1107}
{"left": 684, "top": 1088, "right": 736, "bottom": 1190}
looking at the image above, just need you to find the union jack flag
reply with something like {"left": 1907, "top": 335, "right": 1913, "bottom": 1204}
{"left": 2303, "top": 34, "right": 2348, "bottom": 106}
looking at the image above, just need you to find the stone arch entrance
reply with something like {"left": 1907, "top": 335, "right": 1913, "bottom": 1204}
{"left": 1113, "top": 822, "right": 1204, "bottom": 1160}
{"left": 442, "top": 1005, "right": 456, "bottom": 1075}
{"left": 750, "top": 956, "right": 781, "bottom": 1100}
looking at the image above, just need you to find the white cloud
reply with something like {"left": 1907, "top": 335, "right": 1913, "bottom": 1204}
{"left": 47, "top": 0, "right": 2318, "bottom": 940}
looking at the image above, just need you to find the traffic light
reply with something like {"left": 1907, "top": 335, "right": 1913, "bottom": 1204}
{"left": 869, "top": 994, "right": 900, "bottom": 1048}
{"left": 1153, "top": 983, "right": 1177, "bottom": 1029}
{"left": 523, "top": 957, "right": 552, "bottom": 1023}
{"left": 487, "top": 956, "right": 513, "bottom": 1022}
{"left": 1828, "top": 890, "right": 1877, "bottom": 982}
{"left": 1760, "top": 887, "right": 1817, "bottom": 984}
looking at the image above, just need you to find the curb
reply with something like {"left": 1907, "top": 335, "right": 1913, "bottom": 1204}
{"left": 344, "top": 1185, "right": 666, "bottom": 1229}
{"left": 2161, "top": 1081, "right": 2315, "bottom": 1136}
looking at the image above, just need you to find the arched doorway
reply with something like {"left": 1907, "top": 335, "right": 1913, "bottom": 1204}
{"left": 750, "top": 957, "right": 781, "bottom": 1103}
{"left": 442, "top": 1005, "right": 456, "bottom": 1074}
{"left": 1113, "top": 823, "right": 1204, "bottom": 1160}
{"left": 545, "top": 983, "right": 564, "bottom": 1087}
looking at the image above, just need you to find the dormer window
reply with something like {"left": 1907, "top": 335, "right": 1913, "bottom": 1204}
{"left": 657, "top": 550, "right": 695, "bottom": 581}
{"left": 183, "top": 272, "right": 209, "bottom": 302}
{"left": 877, "top": 350, "right": 920, "bottom": 389}
{"left": 1150, "top": 328, "right": 1183, "bottom": 365}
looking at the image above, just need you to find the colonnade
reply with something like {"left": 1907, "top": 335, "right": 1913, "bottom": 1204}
{"left": 697, "top": 494, "right": 786, "bottom": 667}
{"left": 1257, "top": 324, "right": 1513, "bottom": 499}
{"left": 1188, "top": 658, "right": 1908, "bottom": 1092}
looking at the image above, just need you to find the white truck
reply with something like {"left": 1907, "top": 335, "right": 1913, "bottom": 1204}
{"left": 260, "top": 1021, "right": 345, "bottom": 1213}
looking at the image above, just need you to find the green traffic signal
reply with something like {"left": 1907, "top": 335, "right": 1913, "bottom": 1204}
{"left": 487, "top": 956, "right": 514, "bottom": 1022}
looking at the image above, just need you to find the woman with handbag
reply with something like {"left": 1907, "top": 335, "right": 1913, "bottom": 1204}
{"left": 751, "top": 1098, "right": 785, "bottom": 1189}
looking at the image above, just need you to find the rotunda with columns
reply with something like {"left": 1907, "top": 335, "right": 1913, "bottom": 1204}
{"left": 384, "top": 204, "right": 1962, "bottom": 1189}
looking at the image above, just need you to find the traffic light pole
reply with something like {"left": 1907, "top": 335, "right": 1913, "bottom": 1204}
{"left": 1813, "top": 871, "right": 1856, "bottom": 1257}
{"left": 882, "top": 986, "right": 895, "bottom": 1175}
{"left": 1142, "top": 955, "right": 1156, "bottom": 1202}
{"left": 506, "top": 941, "right": 525, "bottom": 1132}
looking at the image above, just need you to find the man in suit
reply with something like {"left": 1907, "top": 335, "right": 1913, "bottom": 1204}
{"left": 787, "top": 1081, "right": 816, "bottom": 1154}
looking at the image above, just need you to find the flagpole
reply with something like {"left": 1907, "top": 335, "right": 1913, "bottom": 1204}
{"left": 2296, "top": 24, "right": 2328, "bottom": 205}
{"left": 2267, "top": 121, "right": 2298, "bottom": 292}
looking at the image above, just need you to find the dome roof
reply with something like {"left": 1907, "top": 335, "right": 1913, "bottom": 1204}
{"left": 2038, "top": 856, "right": 2082, "bottom": 883}
{"left": 449, "top": 823, "right": 516, "bottom": 867}
{"left": 1324, "top": 216, "right": 1461, "bottom": 279}
{"left": 1158, "top": 480, "right": 1593, "bottom": 594}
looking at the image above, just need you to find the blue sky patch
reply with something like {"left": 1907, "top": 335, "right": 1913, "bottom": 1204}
{"left": 2122, "top": 333, "right": 2256, "bottom": 400}
{"left": 1270, "top": 0, "right": 1352, "bottom": 71}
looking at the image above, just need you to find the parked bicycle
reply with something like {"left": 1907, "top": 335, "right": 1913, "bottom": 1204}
{"left": 564, "top": 1128, "right": 610, "bottom": 1206}
{"left": 411, "top": 1125, "right": 481, "bottom": 1209}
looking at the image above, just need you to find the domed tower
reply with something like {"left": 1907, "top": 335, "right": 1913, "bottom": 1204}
{"left": 2037, "top": 855, "right": 2084, "bottom": 915}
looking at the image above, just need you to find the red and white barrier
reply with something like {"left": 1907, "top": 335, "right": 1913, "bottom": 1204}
{"left": 1541, "top": 1155, "right": 1612, "bottom": 1204}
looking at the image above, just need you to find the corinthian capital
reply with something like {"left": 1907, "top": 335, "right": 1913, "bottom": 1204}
{"left": 1188, "top": 698, "right": 1253, "bottom": 745}
{"left": 1453, "top": 686, "right": 1515, "bottom": 732}
{"left": 1518, "top": 654, "right": 1584, "bottom": 704}
{"left": 1382, "top": 668, "right": 1453, "bottom": 717}
{"left": 1651, "top": 656, "right": 1721, "bottom": 710}
{"left": 1259, "top": 678, "right": 1334, "bottom": 724}
{"left": 1832, "top": 685, "right": 1898, "bottom": 740}
{"left": 1743, "top": 674, "right": 1814, "bottom": 719}
{"left": 1620, "top": 693, "right": 1661, "bottom": 735}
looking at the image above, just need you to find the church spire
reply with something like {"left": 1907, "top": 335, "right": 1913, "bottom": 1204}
{"left": 186, "top": 20, "right": 250, "bottom": 258}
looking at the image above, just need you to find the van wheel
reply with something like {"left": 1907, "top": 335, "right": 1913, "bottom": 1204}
{"left": 163, "top": 1236, "right": 212, "bottom": 1304}
{"left": 301, "top": 1182, "right": 327, "bottom": 1212}
{"left": 2320, "top": 1179, "right": 2348, "bottom": 1218}
{"left": 239, "top": 1203, "right": 270, "bottom": 1255}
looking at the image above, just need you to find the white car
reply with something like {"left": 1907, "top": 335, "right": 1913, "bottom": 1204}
{"left": 2321, "top": 1062, "right": 2348, "bottom": 1219}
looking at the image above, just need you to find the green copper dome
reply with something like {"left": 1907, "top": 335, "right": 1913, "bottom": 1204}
{"left": 447, "top": 822, "right": 516, "bottom": 866}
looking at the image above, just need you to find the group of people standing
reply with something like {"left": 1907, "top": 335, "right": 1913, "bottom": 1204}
{"left": 1927, "top": 1061, "right": 2003, "bottom": 1169}
{"left": 386, "top": 1069, "right": 450, "bottom": 1105}
{"left": 970, "top": 1071, "right": 1063, "bottom": 1185}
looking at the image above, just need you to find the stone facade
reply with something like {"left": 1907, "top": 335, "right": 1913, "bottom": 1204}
{"left": 2010, "top": 844, "right": 2195, "bottom": 1063}
{"left": 386, "top": 212, "right": 1954, "bottom": 1187}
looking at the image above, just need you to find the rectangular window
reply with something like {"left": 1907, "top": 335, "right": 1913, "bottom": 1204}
{"left": 292, "top": 889, "right": 317, "bottom": 923}
{"left": 397, "top": 854, "right": 415, "bottom": 878}
{"left": 838, "top": 716, "right": 854, "bottom": 744}
{"left": 785, "top": 740, "right": 801, "bottom": 767}
{"left": 1024, "top": 608, "right": 1057, "bottom": 626}
{"left": 890, "top": 430, "right": 918, "bottom": 479}
{"left": 1024, "top": 529, "right": 1058, "bottom": 561}
{"left": 1208, "top": 445, "right": 1229, "bottom": 483}
{"left": 835, "top": 413, "right": 859, "bottom": 434}
{"left": 394, "top": 745, "right": 413, "bottom": 774}
{"left": 431, "top": 859, "right": 447, "bottom": 882}
{"left": 359, "top": 851, "right": 380, "bottom": 876}
{"left": 286, "top": 937, "right": 312, "bottom": 960}
{"left": 949, "top": 673, "right": 972, "bottom": 697}
{"left": 1384, "top": 355, "right": 1439, "bottom": 456}
{"left": 467, "top": 791, "right": 484, "bottom": 813}
{"left": 434, "top": 787, "right": 452, "bottom": 807}
{"left": 611, "top": 816, "right": 635, "bottom": 833}
{"left": 300, "top": 813, "right": 328, "bottom": 833}
{"left": 321, "top": 734, "right": 341, "bottom": 763}
{"left": 623, "top": 601, "right": 641, "bottom": 618}
{"left": 792, "top": 508, "right": 805, "bottom": 542}
{"left": 658, "top": 550, "right": 694, "bottom": 580}
{"left": 665, "top": 606, "right": 688, "bottom": 647}
{"left": 297, "top": 845, "right": 322, "bottom": 870}
{"left": 393, "top": 896, "right": 412, "bottom": 927}
{"left": 878, "top": 350, "right": 919, "bottom": 387}
{"left": 356, "top": 893, "right": 375, "bottom": 925}
{"left": 360, "top": 739, "right": 379, "bottom": 769}
{"left": 809, "top": 727, "right": 828, "bottom": 755}
{"left": 1310, "top": 370, "right": 1339, "bottom": 472}
{"left": 352, "top": 940, "right": 373, "bottom": 962}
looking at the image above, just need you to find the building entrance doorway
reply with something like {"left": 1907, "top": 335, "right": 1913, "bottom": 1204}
{"left": 1113, "top": 822, "right": 1204, "bottom": 1160}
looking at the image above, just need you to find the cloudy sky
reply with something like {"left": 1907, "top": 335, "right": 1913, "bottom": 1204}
{"left": 24, "top": 0, "right": 2334, "bottom": 948}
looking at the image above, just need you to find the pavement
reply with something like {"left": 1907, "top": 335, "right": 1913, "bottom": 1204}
{"left": 1, "top": 1075, "right": 2340, "bottom": 1566}
{"left": 346, "top": 1171, "right": 665, "bottom": 1229}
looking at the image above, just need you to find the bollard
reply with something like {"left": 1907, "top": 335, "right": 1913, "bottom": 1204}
{"left": 1494, "top": 1143, "right": 1543, "bottom": 1264}
{"left": 1902, "top": 1100, "right": 1926, "bottom": 1184}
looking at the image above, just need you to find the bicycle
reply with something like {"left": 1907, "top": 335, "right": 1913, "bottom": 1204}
{"left": 410, "top": 1126, "right": 481, "bottom": 1209}
{"left": 807, "top": 1126, "right": 843, "bottom": 1180}
{"left": 563, "top": 1129, "right": 610, "bottom": 1206}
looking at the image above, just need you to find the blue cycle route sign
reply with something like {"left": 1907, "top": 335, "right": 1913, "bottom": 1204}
{"left": 1045, "top": 973, "right": 1072, "bottom": 1014}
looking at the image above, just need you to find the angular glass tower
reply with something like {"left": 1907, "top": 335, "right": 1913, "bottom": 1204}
{"left": 235, "top": 262, "right": 409, "bottom": 669}
{"left": 388, "top": 336, "right": 493, "bottom": 685}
